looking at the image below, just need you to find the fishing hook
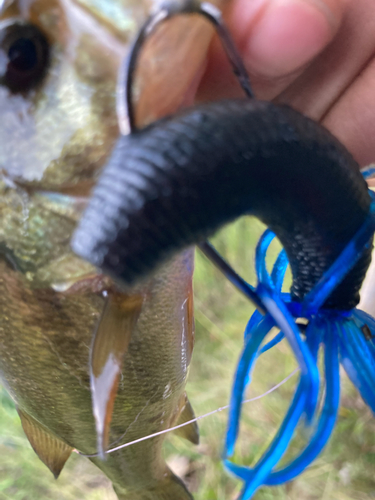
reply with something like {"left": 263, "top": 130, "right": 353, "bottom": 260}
{"left": 115, "top": 0, "right": 265, "bottom": 312}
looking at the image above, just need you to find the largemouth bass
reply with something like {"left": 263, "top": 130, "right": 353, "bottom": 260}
{"left": 0, "top": 0, "right": 227, "bottom": 498}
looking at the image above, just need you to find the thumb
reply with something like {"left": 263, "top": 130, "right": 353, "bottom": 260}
{"left": 197, "top": 0, "right": 345, "bottom": 101}
{"left": 237, "top": 0, "right": 344, "bottom": 78}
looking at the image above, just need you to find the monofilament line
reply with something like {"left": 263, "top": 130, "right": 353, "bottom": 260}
{"left": 78, "top": 369, "right": 299, "bottom": 457}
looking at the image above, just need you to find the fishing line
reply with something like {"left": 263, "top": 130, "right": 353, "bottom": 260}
{"left": 78, "top": 368, "right": 299, "bottom": 457}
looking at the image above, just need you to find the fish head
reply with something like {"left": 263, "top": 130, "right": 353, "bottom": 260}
{"left": 0, "top": 0, "right": 228, "bottom": 193}
{"left": 0, "top": 0, "right": 231, "bottom": 288}
{"left": 0, "top": 0, "right": 144, "bottom": 191}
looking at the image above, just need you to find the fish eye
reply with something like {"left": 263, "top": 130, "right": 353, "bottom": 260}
{"left": 0, "top": 20, "right": 50, "bottom": 93}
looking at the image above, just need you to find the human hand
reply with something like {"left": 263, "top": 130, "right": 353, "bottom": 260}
{"left": 198, "top": 0, "right": 375, "bottom": 167}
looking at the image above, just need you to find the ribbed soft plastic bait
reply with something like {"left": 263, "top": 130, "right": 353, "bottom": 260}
{"left": 72, "top": 98, "right": 372, "bottom": 307}
{"left": 72, "top": 1, "right": 375, "bottom": 498}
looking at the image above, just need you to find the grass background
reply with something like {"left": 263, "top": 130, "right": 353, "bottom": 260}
{"left": 1, "top": 217, "right": 375, "bottom": 499}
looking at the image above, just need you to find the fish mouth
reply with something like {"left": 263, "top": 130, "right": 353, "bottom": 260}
{"left": 2, "top": 172, "right": 96, "bottom": 199}
{"left": 1, "top": 172, "right": 93, "bottom": 222}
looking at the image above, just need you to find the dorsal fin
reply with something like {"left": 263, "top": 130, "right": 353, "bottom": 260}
{"left": 173, "top": 392, "right": 199, "bottom": 445}
{"left": 17, "top": 409, "right": 72, "bottom": 478}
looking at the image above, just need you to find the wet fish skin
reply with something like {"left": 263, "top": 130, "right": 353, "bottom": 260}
{"left": 0, "top": 0, "right": 231, "bottom": 497}
{"left": 0, "top": 251, "right": 196, "bottom": 498}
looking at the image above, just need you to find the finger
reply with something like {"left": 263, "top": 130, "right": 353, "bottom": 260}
{"left": 197, "top": 0, "right": 345, "bottom": 101}
{"left": 276, "top": 0, "right": 375, "bottom": 121}
{"left": 323, "top": 56, "right": 375, "bottom": 167}
{"left": 241, "top": 0, "right": 342, "bottom": 77}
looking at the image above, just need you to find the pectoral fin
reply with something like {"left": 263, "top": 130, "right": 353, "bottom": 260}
{"left": 90, "top": 293, "right": 143, "bottom": 458}
{"left": 174, "top": 393, "right": 199, "bottom": 445}
{"left": 17, "top": 409, "right": 72, "bottom": 478}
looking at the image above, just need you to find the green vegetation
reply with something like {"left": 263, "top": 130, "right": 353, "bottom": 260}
{"left": 1, "top": 218, "right": 375, "bottom": 499}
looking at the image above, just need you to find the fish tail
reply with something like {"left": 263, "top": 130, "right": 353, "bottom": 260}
{"left": 113, "top": 468, "right": 193, "bottom": 500}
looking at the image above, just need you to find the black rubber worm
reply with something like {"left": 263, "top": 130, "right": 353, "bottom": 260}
{"left": 72, "top": 98, "right": 372, "bottom": 309}
{"left": 71, "top": 4, "right": 372, "bottom": 312}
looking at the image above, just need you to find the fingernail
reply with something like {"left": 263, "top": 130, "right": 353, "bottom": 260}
{"left": 245, "top": 0, "right": 335, "bottom": 78}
